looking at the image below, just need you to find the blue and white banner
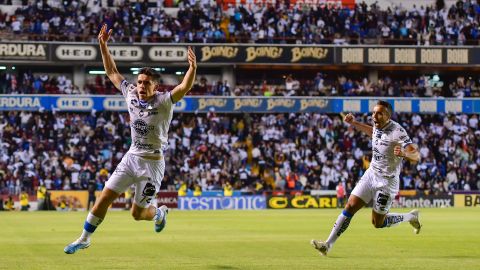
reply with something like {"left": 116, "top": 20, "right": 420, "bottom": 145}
{"left": 178, "top": 195, "right": 267, "bottom": 210}
{"left": 2, "top": 95, "right": 480, "bottom": 114}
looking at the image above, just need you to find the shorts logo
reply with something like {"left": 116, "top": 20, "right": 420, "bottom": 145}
{"left": 142, "top": 182, "right": 156, "bottom": 197}
{"left": 132, "top": 119, "right": 154, "bottom": 136}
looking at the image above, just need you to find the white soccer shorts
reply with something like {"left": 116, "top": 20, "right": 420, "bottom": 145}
{"left": 350, "top": 168, "right": 398, "bottom": 215}
{"left": 105, "top": 152, "right": 165, "bottom": 208}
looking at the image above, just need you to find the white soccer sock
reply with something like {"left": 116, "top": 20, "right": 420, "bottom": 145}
{"left": 325, "top": 210, "right": 354, "bottom": 248}
{"left": 80, "top": 213, "right": 103, "bottom": 241}
{"left": 382, "top": 212, "right": 414, "bottom": 228}
{"left": 152, "top": 207, "right": 164, "bottom": 221}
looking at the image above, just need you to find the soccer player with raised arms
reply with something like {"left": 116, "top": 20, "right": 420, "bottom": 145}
{"left": 311, "top": 100, "right": 422, "bottom": 256}
{"left": 64, "top": 24, "right": 197, "bottom": 254}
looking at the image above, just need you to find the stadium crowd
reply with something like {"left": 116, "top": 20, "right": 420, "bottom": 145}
{"left": 0, "top": 110, "right": 478, "bottom": 197}
{"left": 0, "top": 0, "right": 479, "bottom": 45}
{"left": 1, "top": 71, "right": 479, "bottom": 98}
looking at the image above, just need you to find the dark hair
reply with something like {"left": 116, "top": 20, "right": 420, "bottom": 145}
{"left": 138, "top": 67, "right": 160, "bottom": 83}
{"left": 376, "top": 100, "right": 393, "bottom": 116}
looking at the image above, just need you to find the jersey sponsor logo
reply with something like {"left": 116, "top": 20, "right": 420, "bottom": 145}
{"left": 142, "top": 182, "right": 156, "bottom": 197}
{"left": 134, "top": 140, "right": 154, "bottom": 150}
{"left": 372, "top": 148, "right": 386, "bottom": 161}
{"left": 132, "top": 119, "right": 154, "bottom": 136}
{"left": 138, "top": 109, "right": 158, "bottom": 117}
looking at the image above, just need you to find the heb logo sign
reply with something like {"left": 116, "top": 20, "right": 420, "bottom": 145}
{"left": 179, "top": 196, "right": 266, "bottom": 210}
{"left": 55, "top": 45, "right": 97, "bottom": 60}
{"left": 454, "top": 194, "right": 480, "bottom": 207}
{"left": 109, "top": 46, "right": 143, "bottom": 61}
{"left": 149, "top": 46, "right": 187, "bottom": 61}
{"left": 57, "top": 97, "right": 93, "bottom": 110}
{"left": 267, "top": 195, "right": 337, "bottom": 209}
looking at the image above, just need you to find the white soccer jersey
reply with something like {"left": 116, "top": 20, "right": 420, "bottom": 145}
{"left": 370, "top": 120, "right": 413, "bottom": 181}
{"left": 121, "top": 80, "right": 174, "bottom": 158}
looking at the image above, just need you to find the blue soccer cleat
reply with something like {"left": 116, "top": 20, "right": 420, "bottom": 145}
{"left": 64, "top": 239, "right": 91, "bottom": 254}
{"left": 154, "top": 205, "right": 169, "bottom": 233}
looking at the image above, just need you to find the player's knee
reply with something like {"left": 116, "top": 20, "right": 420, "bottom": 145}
{"left": 131, "top": 209, "right": 143, "bottom": 221}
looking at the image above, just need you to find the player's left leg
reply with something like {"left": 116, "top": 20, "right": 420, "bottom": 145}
{"left": 371, "top": 190, "right": 422, "bottom": 233}
{"left": 132, "top": 181, "right": 169, "bottom": 232}
{"left": 131, "top": 157, "right": 169, "bottom": 233}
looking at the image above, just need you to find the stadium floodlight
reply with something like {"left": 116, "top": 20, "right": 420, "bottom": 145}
{"left": 175, "top": 71, "right": 184, "bottom": 75}
{"left": 89, "top": 70, "right": 106, "bottom": 75}
{"left": 11, "top": 66, "right": 15, "bottom": 70}
{"left": 0, "top": 66, "right": 6, "bottom": 70}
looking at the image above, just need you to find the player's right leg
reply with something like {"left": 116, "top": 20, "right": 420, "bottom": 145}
{"left": 64, "top": 157, "right": 134, "bottom": 254}
{"left": 64, "top": 188, "right": 120, "bottom": 254}
{"left": 312, "top": 171, "right": 373, "bottom": 256}
{"left": 311, "top": 194, "right": 366, "bottom": 256}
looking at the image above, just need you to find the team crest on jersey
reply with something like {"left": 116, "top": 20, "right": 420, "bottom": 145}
{"left": 132, "top": 119, "right": 154, "bottom": 136}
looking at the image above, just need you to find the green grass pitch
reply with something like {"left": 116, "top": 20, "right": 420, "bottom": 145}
{"left": 1, "top": 208, "right": 479, "bottom": 270}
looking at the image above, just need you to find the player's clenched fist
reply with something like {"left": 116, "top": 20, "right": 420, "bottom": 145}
{"left": 343, "top": 113, "right": 354, "bottom": 124}
{"left": 393, "top": 145, "right": 404, "bottom": 157}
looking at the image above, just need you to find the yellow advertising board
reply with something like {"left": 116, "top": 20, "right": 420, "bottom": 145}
{"left": 49, "top": 190, "right": 88, "bottom": 210}
{"left": 454, "top": 194, "right": 480, "bottom": 207}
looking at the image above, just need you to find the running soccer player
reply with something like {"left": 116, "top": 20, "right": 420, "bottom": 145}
{"left": 64, "top": 24, "right": 197, "bottom": 254}
{"left": 311, "top": 100, "right": 422, "bottom": 256}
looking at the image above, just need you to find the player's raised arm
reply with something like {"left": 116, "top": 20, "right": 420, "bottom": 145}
{"left": 343, "top": 113, "right": 373, "bottom": 137}
{"left": 394, "top": 144, "right": 420, "bottom": 164}
{"left": 171, "top": 46, "right": 197, "bottom": 103}
{"left": 98, "top": 24, "right": 124, "bottom": 90}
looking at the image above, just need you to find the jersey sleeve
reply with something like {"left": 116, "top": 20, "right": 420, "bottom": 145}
{"left": 396, "top": 127, "right": 413, "bottom": 148}
{"left": 156, "top": 91, "right": 174, "bottom": 110}
{"left": 120, "top": 80, "right": 134, "bottom": 98}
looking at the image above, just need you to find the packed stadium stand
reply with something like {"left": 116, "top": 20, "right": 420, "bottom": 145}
{"left": 0, "top": 0, "right": 479, "bottom": 44}
{"left": 0, "top": 110, "right": 478, "bottom": 196}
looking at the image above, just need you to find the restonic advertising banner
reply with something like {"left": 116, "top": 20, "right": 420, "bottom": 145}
{"left": 178, "top": 196, "right": 266, "bottom": 210}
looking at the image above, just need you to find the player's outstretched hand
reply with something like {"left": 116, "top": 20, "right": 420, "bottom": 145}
{"left": 187, "top": 46, "right": 197, "bottom": 69}
{"left": 393, "top": 145, "right": 404, "bottom": 157}
{"left": 343, "top": 113, "right": 354, "bottom": 124}
{"left": 98, "top": 24, "right": 113, "bottom": 45}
